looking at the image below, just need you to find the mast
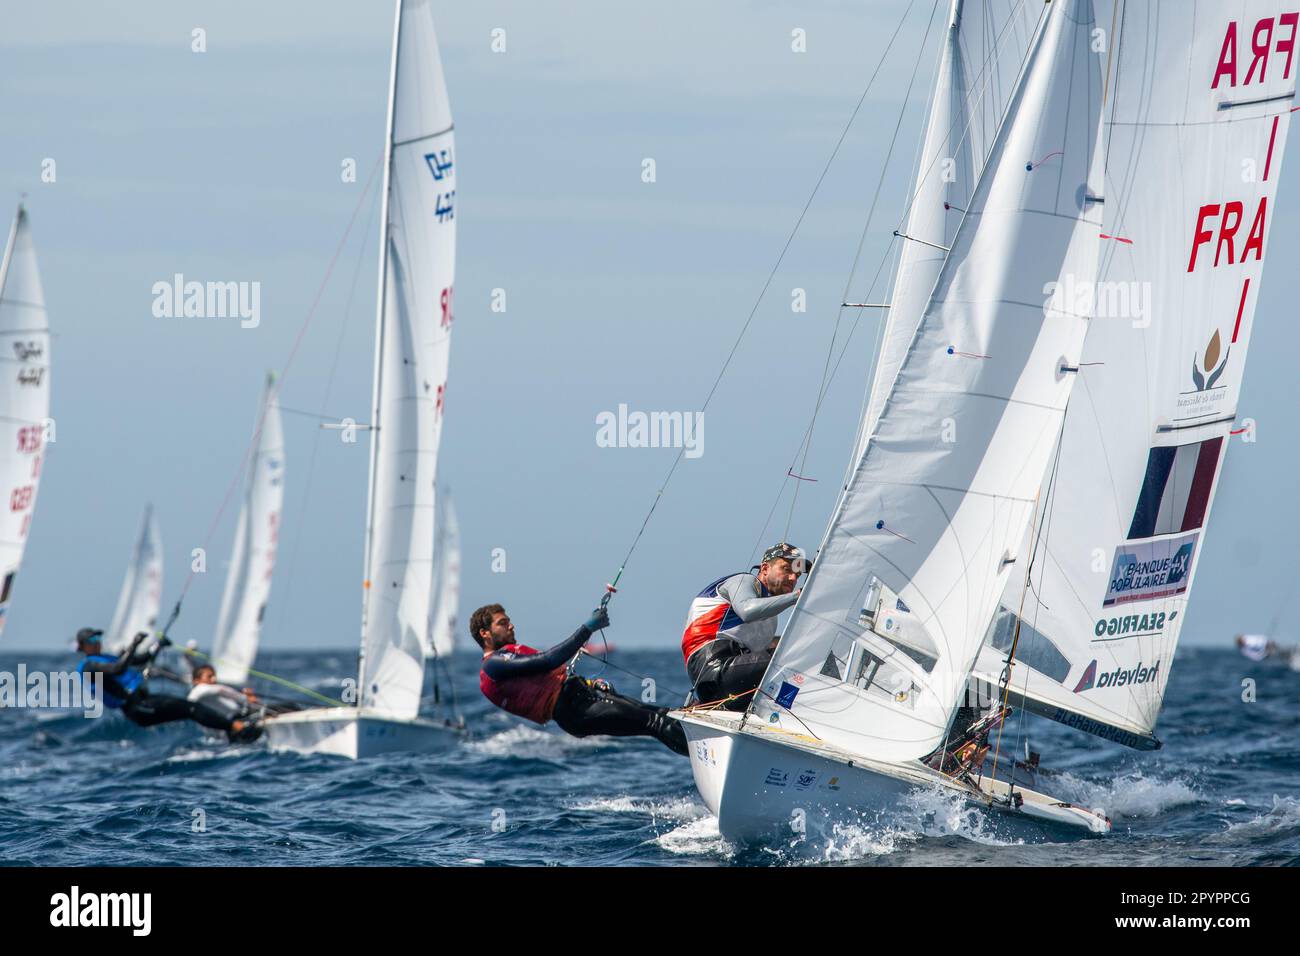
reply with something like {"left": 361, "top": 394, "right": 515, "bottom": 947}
{"left": 357, "top": 0, "right": 404, "bottom": 703}
{"left": 0, "top": 205, "right": 22, "bottom": 303}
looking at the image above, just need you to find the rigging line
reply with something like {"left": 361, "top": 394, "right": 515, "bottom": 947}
{"left": 987, "top": 407, "right": 1068, "bottom": 791}
{"left": 177, "top": 645, "right": 345, "bottom": 707}
{"left": 891, "top": 0, "right": 1045, "bottom": 234}
{"left": 832, "top": 0, "right": 1044, "bottom": 488}
{"left": 603, "top": 0, "right": 922, "bottom": 596}
{"left": 782, "top": 0, "right": 944, "bottom": 545}
{"left": 270, "top": 165, "right": 384, "bottom": 640}
{"left": 576, "top": 647, "right": 689, "bottom": 701}
{"left": 747, "top": 232, "right": 904, "bottom": 564}
{"left": 277, "top": 404, "right": 354, "bottom": 423}
{"left": 168, "top": 154, "right": 386, "bottom": 627}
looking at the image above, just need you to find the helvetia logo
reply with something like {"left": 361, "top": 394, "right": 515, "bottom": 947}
{"left": 1073, "top": 659, "right": 1161, "bottom": 694}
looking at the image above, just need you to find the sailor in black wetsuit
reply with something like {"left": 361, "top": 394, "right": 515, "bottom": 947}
{"left": 474, "top": 603, "right": 688, "bottom": 755}
{"left": 75, "top": 628, "right": 249, "bottom": 740}
{"left": 187, "top": 664, "right": 266, "bottom": 743}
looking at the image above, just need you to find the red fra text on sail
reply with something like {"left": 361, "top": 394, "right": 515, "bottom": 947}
{"left": 1211, "top": 13, "right": 1299, "bottom": 88}
{"left": 1187, "top": 199, "right": 1267, "bottom": 272}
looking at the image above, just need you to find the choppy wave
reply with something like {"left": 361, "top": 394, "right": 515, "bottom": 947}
{"left": 1, "top": 647, "right": 1296, "bottom": 865}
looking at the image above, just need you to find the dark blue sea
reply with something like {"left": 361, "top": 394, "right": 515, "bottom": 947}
{"left": 1, "top": 647, "right": 1296, "bottom": 866}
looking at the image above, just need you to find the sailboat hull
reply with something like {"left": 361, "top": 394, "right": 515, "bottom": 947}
{"left": 263, "top": 707, "right": 465, "bottom": 759}
{"left": 676, "top": 710, "right": 1109, "bottom": 845}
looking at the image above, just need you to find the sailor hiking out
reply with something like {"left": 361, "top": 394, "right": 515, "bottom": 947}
{"left": 475, "top": 603, "right": 688, "bottom": 755}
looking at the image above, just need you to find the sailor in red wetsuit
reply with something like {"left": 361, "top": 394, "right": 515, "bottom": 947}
{"left": 474, "top": 603, "right": 688, "bottom": 755}
{"left": 681, "top": 542, "right": 810, "bottom": 710}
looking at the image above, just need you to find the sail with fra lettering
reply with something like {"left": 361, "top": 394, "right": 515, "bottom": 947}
{"left": 970, "top": 0, "right": 1297, "bottom": 751}
{"left": 0, "top": 205, "right": 51, "bottom": 637}
{"left": 751, "top": 0, "right": 1105, "bottom": 764}
{"left": 107, "top": 505, "right": 164, "bottom": 653}
{"left": 211, "top": 373, "right": 285, "bottom": 685}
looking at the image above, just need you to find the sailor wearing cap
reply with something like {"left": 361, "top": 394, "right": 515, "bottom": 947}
{"left": 680, "top": 543, "right": 811, "bottom": 710}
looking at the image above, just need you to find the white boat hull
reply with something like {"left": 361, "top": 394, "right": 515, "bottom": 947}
{"left": 263, "top": 707, "right": 465, "bottom": 759}
{"left": 676, "top": 710, "right": 1109, "bottom": 845}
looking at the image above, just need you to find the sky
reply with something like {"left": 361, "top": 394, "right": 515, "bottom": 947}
{"left": 1, "top": 0, "right": 1297, "bottom": 653}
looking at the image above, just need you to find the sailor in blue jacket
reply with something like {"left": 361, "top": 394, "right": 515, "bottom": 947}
{"left": 75, "top": 628, "right": 241, "bottom": 736}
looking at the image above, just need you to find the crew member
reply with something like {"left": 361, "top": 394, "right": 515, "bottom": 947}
{"left": 681, "top": 542, "right": 810, "bottom": 710}
{"left": 474, "top": 603, "right": 688, "bottom": 755}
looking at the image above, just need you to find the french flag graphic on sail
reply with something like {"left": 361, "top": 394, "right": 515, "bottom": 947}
{"left": 1127, "top": 438, "right": 1223, "bottom": 539}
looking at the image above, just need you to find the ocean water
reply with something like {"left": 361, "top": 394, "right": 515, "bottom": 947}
{"left": 0, "top": 646, "right": 1296, "bottom": 866}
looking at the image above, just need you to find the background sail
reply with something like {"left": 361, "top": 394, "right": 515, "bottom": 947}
{"left": 972, "top": 0, "right": 1296, "bottom": 748}
{"left": 361, "top": 0, "right": 456, "bottom": 717}
{"left": 107, "top": 505, "right": 163, "bottom": 652}
{"left": 756, "top": 0, "right": 1104, "bottom": 764}
{"left": 863, "top": 0, "right": 1043, "bottom": 449}
{"left": 0, "top": 206, "right": 51, "bottom": 637}
{"left": 426, "top": 487, "right": 460, "bottom": 658}
{"left": 211, "top": 375, "right": 285, "bottom": 684}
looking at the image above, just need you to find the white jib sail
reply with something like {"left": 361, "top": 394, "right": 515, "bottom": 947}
{"left": 755, "top": 0, "right": 1105, "bottom": 764}
{"left": 0, "top": 205, "right": 51, "bottom": 637}
{"left": 359, "top": 0, "right": 456, "bottom": 717}
{"left": 108, "top": 504, "right": 164, "bottom": 653}
{"left": 211, "top": 373, "right": 285, "bottom": 684}
{"left": 427, "top": 487, "right": 460, "bottom": 658}
{"left": 972, "top": 0, "right": 1296, "bottom": 748}
{"left": 863, "top": 0, "right": 1042, "bottom": 449}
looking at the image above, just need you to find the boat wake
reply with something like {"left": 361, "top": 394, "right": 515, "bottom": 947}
{"left": 467, "top": 725, "right": 610, "bottom": 759}
{"left": 568, "top": 794, "right": 734, "bottom": 858}
{"left": 1222, "top": 794, "right": 1300, "bottom": 840}
{"left": 1050, "top": 769, "right": 1201, "bottom": 820}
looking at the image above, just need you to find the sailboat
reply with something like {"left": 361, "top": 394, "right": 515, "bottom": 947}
{"left": 967, "top": 0, "right": 1297, "bottom": 767}
{"left": 263, "top": 0, "right": 463, "bottom": 758}
{"left": 426, "top": 487, "right": 459, "bottom": 659}
{"left": 106, "top": 505, "right": 164, "bottom": 653}
{"left": 677, "top": 0, "right": 1295, "bottom": 844}
{"left": 0, "top": 204, "right": 52, "bottom": 637}
{"left": 209, "top": 373, "right": 284, "bottom": 684}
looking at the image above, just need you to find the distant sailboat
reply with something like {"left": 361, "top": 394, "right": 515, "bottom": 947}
{"left": 210, "top": 373, "right": 284, "bottom": 684}
{"left": 264, "top": 0, "right": 463, "bottom": 757}
{"left": 107, "top": 505, "right": 164, "bottom": 653}
{"left": 426, "top": 487, "right": 459, "bottom": 659}
{"left": 0, "top": 204, "right": 52, "bottom": 637}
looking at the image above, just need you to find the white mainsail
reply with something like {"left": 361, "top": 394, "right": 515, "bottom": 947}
{"left": 754, "top": 0, "right": 1105, "bottom": 764}
{"left": 427, "top": 487, "right": 460, "bottom": 658}
{"left": 358, "top": 0, "right": 456, "bottom": 718}
{"left": 0, "top": 205, "right": 51, "bottom": 637}
{"left": 863, "top": 0, "right": 1042, "bottom": 449}
{"left": 211, "top": 373, "right": 285, "bottom": 684}
{"left": 971, "top": 0, "right": 1296, "bottom": 749}
{"left": 107, "top": 505, "right": 164, "bottom": 653}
